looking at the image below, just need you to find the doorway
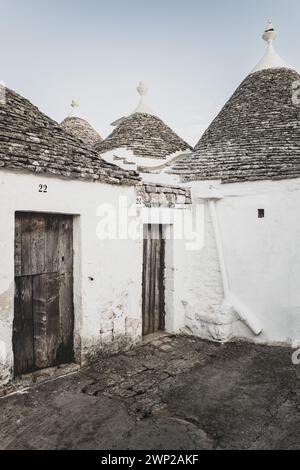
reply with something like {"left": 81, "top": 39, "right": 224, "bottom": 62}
{"left": 13, "top": 212, "right": 74, "bottom": 376}
{"left": 142, "top": 224, "right": 165, "bottom": 336}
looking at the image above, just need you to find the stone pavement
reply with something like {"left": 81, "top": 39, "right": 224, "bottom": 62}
{"left": 0, "top": 335, "right": 300, "bottom": 450}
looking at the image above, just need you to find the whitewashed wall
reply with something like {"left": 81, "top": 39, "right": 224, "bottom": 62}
{"left": 219, "top": 178, "right": 300, "bottom": 345}
{"left": 4, "top": 166, "right": 297, "bottom": 385}
{"left": 184, "top": 178, "right": 300, "bottom": 346}
{"left": 0, "top": 169, "right": 195, "bottom": 386}
{"left": 177, "top": 204, "right": 227, "bottom": 340}
{"left": 0, "top": 170, "right": 143, "bottom": 385}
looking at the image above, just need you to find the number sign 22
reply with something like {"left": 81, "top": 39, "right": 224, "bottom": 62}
{"left": 38, "top": 184, "right": 48, "bottom": 193}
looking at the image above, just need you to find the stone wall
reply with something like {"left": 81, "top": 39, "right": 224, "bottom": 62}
{"left": 136, "top": 182, "right": 191, "bottom": 208}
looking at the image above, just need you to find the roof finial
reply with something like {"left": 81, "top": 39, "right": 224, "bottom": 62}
{"left": 137, "top": 81, "right": 148, "bottom": 99}
{"left": 131, "top": 80, "right": 155, "bottom": 115}
{"left": 262, "top": 20, "right": 277, "bottom": 44}
{"left": 69, "top": 99, "right": 79, "bottom": 117}
{"left": 251, "top": 20, "right": 290, "bottom": 74}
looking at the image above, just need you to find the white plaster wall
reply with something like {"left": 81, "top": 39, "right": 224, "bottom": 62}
{"left": 142, "top": 200, "right": 225, "bottom": 339}
{"left": 184, "top": 178, "right": 300, "bottom": 346}
{"left": 7, "top": 165, "right": 299, "bottom": 380}
{"left": 172, "top": 201, "right": 226, "bottom": 340}
{"left": 217, "top": 178, "right": 300, "bottom": 345}
{"left": 0, "top": 169, "right": 196, "bottom": 386}
{"left": 139, "top": 171, "right": 181, "bottom": 186}
{"left": 101, "top": 148, "right": 191, "bottom": 171}
{"left": 0, "top": 169, "right": 143, "bottom": 385}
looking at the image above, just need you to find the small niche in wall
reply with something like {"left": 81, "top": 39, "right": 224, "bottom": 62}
{"left": 258, "top": 209, "right": 265, "bottom": 219}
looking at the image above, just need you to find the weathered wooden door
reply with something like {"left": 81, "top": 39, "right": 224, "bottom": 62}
{"left": 13, "top": 212, "right": 74, "bottom": 376}
{"left": 142, "top": 224, "right": 165, "bottom": 336}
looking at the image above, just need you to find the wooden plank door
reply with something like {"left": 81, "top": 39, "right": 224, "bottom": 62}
{"left": 13, "top": 212, "right": 74, "bottom": 376}
{"left": 142, "top": 224, "right": 165, "bottom": 336}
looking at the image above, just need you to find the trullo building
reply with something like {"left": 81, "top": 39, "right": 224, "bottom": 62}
{"left": 0, "top": 86, "right": 146, "bottom": 386}
{"left": 1, "top": 21, "right": 299, "bottom": 390}
{"left": 169, "top": 22, "right": 300, "bottom": 345}
{"left": 0, "top": 85, "right": 193, "bottom": 387}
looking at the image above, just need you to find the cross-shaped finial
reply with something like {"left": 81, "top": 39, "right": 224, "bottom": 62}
{"left": 68, "top": 99, "right": 79, "bottom": 117}
{"left": 71, "top": 99, "right": 79, "bottom": 110}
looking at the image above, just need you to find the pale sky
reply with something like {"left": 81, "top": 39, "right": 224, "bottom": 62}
{"left": 0, "top": 0, "right": 299, "bottom": 146}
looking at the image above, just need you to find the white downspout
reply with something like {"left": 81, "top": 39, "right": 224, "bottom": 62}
{"left": 208, "top": 199, "right": 262, "bottom": 336}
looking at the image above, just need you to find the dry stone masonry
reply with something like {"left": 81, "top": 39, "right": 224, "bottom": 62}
{"left": 171, "top": 68, "right": 300, "bottom": 183}
{"left": 61, "top": 116, "right": 103, "bottom": 147}
{"left": 0, "top": 88, "right": 139, "bottom": 186}
{"left": 96, "top": 112, "right": 192, "bottom": 160}
{"left": 136, "top": 182, "right": 192, "bottom": 208}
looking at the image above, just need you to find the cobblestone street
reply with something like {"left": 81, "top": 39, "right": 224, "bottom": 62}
{"left": 1, "top": 335, "right": 300, "bottom": 450}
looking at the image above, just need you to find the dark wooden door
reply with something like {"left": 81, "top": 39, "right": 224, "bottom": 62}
{"left": 13, "top": 212, "right": 74, "bottom": 376}
{"left": 142, "top": 224, "right": 165, "bottom": 336}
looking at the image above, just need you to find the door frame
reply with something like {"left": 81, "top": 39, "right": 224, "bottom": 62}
{"left": 13, "top": 211, "right": 82, "bottom": 375}
{"left": 142, "top": 223, "right": 166, "bottom": 336}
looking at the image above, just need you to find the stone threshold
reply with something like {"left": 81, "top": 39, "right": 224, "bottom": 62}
{"left": 140, "top": 331, "right": 172, "bottom": 346}
{"left": 0, "top": 363, "right": 80, "bottom": 399}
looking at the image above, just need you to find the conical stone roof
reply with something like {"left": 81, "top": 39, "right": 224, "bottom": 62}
{"left": 170, "top": 23, "right": 300, "bottom": 183}
{"left": 0, "top": 87, "right": 139, "bottom": 185}
{"left": 97, "top": 112, "right": 192, "bottom": 159}
{"left": 61, "top": 116, "right": 102, "bottom": 147}
{"left": 96, "top": 82, "right": 192, "bottom": 160}
{"left": 171, "top": 68, "right": 300, "bottom": 183}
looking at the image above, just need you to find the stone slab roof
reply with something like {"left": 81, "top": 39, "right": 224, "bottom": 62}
{"left": 96, "top": 112, "right": 192, "bottom": 159}
{"left": 170, "top": 68, "right": 300, "bottom": 183}
{"left": 0, "top": 88, "right": 140, "bottom": 185}
{"left": 61, "top": 116, "right": 102, "bottom": 147}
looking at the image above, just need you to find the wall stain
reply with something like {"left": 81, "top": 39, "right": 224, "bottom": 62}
{"left": 0, "top": 282, "right": 13, "bottom": 322}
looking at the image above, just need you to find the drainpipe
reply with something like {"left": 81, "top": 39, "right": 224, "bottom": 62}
{"left": 207, "top": 198, "right": 262, "bottom": 336}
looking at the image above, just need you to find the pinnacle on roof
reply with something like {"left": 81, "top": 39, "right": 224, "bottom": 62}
{"left": 251, "top": 20, "right": 290, "bottom": 74}
{"left": 69, "top": 99, "right": 80, "bottom": 117}
{"left": 131, "top": 81, "right": 156, "bottom": 116}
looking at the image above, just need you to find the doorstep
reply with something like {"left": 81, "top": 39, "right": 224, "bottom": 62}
{"left": 140, "top": 331, "right": 173, "bottom": 346}
{"left": 0, "top": 363, "right": 80, "bottom": 398}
